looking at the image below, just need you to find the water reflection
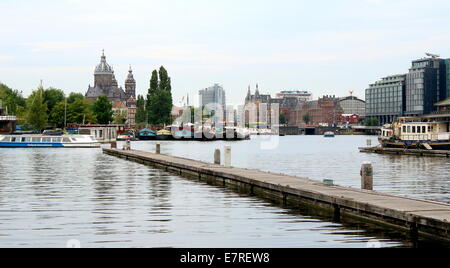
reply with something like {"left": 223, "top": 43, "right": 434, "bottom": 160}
{"left": 0, "top": 143, "right": 447, "bottom": 247}
{"left": 128, "top": 136, "right": 450, "bottom": 204}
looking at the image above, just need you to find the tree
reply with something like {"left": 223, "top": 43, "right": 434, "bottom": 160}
{"left": 364, "top": 117, "right": 380, "bottom": 127}
{"left": 67, "top": 93, "right": 85, "bottom": 104}
{"left": 0, "top": 83, "right": 26, "bottom": 116}
{"left": 43, "top": 88, "right": 65, "bottom": 113}
{"left": 26, "top": 87, "right": 48, "bottom": 131}
{"left": 67, "top": 97, "right": 95, "bottom": 124}
{"left": 113, "top": 109, "right": 127, "bottom": 124}
{"left": 49, "top": 101, "right": 66, "bottom": 128}
{"left": 146, "top": 67, "right": 174, "bottom": 126}
{"left": 303, "top": 113, "right": 311, "bottom": 125}
{"left": 280, "top": 113, "right": 288, "bottom": 125}
{"left": 92, "top": 95, "right": 113, "bottom": 124}
{"left": 136, "top": 95, "right": 147, "bottom": 124}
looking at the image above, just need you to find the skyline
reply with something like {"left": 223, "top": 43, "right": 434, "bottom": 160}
{"left": 1, "top": 0, "right": 450, "bottom": 106}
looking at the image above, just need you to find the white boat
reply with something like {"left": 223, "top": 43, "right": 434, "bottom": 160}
{"left": 0, "top": 135, "right": 101, "bottom": 148}
{"left": 324, "top": 131, "right": 335, "bottom": 138}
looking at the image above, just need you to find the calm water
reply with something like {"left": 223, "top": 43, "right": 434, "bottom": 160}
{"left": 130, "top": 135, "right": 450, "bottom": 204}
{"left": 0, "top": 136, "right": 449, "bottom": 248}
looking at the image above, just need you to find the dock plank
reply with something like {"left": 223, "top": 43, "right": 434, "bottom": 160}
{"left": 103, "top": 148, "right": 450, "bottom": 241}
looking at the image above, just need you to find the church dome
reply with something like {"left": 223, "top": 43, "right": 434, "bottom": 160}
{"left": 95, "top": 50, "right": 113, "bottom": 74}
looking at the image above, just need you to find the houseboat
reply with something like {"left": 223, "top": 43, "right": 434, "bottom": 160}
{"left": 379, "top": 117, "right": 450, "bottom": 150}
{"left": 137, "top": 129, "right": 157, "bottom": 141}
{"left": 0, "top": 135, "right": 101, "bottom": 148}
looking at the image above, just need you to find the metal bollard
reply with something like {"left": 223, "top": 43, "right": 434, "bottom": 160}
{"left": 156, "top": 143, "right": 161, "bottom": 154}
{"left": 224, "top": 146, "right": 231, "bottom": 167}
{"left": 214, "top": 149, "right": 221, "bottom": 165}
{"left": 361, "top": 162, "right": 374, "bottom": 191}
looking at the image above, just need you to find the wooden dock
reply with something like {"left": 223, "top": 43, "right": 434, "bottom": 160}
{"left": 103, "top": 148, "right": 450, "bottom": 242}
{"left": 360, "top": 146, "right": 450, "bottom": 157}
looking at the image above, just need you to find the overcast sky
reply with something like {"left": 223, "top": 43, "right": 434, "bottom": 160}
{"left": 1, "top": 0, "right": 450, "bottom": 106}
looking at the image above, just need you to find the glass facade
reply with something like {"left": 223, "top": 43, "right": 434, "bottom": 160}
{"left": 365, "top": 75, "right": 406, "bottom": 125}
{"left": 404, "top": 58, "right": 444, "bottom": 116}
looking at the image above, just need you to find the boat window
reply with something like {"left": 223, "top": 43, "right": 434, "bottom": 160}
{"left": 42, "top": 137, "right": 52, "bottom": 143}
{"left": 417, "top": 127, "right": 421, "bottom": 134}
{"left": 0, "top": 137, "right": 8, "bottom": 142}
{"left": 407, "top": 126, "right": 411, "bottom": 133}
{"left": 11, "top": 137, "right": 17, "bottom": 142}
{"left": 63, "top": 137, "right": 71, "bottom": 143}
{"left": 422, "top": 126, "right": 426, "bottom": 133}
{"left": 429, "top": 126, "right": 432, "bottom": 132}
{"left": 403, "top": 126, "right": 407, "bottom": 133}
{"left": 412, "top": 126, "right": 416, "bottom": 133}
{"left": 32, "top": 137, "right": 41, "bottom": 143}
{"left": 21, "top": 137, "right": 26, "bottom": 142}
{"left": 52, "top": 138, "right": 62, "bottom": 143}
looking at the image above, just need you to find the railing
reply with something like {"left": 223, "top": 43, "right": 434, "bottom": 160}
{"left": 0, "top": 116, "right": 17, "bottom": 121}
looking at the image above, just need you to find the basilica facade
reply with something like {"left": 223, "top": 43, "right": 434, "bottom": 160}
{"left": 85, "top": 52, "right": 137, "bottom": 125}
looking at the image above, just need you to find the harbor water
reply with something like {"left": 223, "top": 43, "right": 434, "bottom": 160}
{"left": 0, "top": 135, "right": 449, "bottom": 248}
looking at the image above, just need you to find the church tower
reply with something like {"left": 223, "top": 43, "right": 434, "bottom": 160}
{"left": 125, "top": 65, "right": 136, "bottom": 98}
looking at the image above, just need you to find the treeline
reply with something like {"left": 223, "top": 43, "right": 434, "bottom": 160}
{"left": 1, "top": 83, "right": 115, "bottom": 131}
{"left": 0, "top": 66, "right": 174, "bottom": 131}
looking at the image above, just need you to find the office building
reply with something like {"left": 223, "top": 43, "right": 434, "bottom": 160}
{"left": 366, "top": 74, "right": 406, "bottom": 125}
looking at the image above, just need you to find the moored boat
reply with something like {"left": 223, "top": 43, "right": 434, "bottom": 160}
{"left": 156, "top": 129, "right": 173, "bottom": 140}
{"left": 0, "top": 135, "right": 101, "bottom": 148}
{"left": 379, "top": 117, "right": 450, "bottom": 150}
{"left": 324, "top": 131, "right": 335, "bottom": 138}
{"left": 137, "top": 128, "right": 157, "bottom": 141}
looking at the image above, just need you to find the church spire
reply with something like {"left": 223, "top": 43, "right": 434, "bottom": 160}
{"left": 255, "top": 83, "right": 260, "bottom": 97}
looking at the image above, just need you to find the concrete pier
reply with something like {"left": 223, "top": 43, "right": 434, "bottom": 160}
{"left": 103, "top": 148, "right": 450, "bottom": 242}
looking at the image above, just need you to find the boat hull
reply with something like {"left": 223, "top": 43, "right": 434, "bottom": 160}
{"left": 380, "top": 139, "right": 450, "bottom": 150}
{"left": 0, "top": 142, "right": 100, "bottom": 148}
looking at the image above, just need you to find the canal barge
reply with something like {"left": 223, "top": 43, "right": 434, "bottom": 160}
{"left": 0, "top": 135, "right": 101, "bottom": 148}
{"left": 379, "top": 117, "right": 450, "bottom": 150}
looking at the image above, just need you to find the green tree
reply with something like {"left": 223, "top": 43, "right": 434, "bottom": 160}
{"left": 92, "top": 95, "right": 113, "bottom": 124}
{"left": 280, "top": 113, "right": 288, "bottom": 125}
{"left": 26, "top": 87, "right": 48, "bottom": 131}
{"left": 113, "top": 109, "right": 127, "bottom": 124}
{"left": 136, "top": 95, "right": 147, "bottom": 124}
{"left": 43, "top": 88, "right": 65, "bottom": 113}
{"left": 67, "top": 98, "right": 95, "bottom": 124}
{"left": 364, "top": 117, "right": 380, "bottom": 126}
{"left": 146, "top": 67, "right": 174, "bottom": 126}
{"left": 0, "top": 83, "right": 26, "bottom": 116}
{"left": 303, "top": 113, "right": 311, "bottom": 125}
{"left": 67, "top": 92, "right": 85, "bottom": 104}
{"left": 49, "top": 101, "right": 66, "bottom": 128}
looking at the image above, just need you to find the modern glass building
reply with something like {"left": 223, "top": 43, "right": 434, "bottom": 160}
{"left": 199, "top": 83, "right": 227, "bottom": 121}
{"left": 365, "top": 74, "right": 406, "bottom": 125}
{"left": 404, "top": 57, "right": 447, "bottom": 116}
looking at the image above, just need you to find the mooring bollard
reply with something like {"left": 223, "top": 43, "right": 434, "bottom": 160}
{"left": 156, "top": 143, "right": 161, "bottom": 154}
{"left": 361, "top": 162, "right": 374, "bottom": 191}
{"left": 367, "top": 139, "right": 372, "bottom": 147}
{"left": 126, "top": 140, "right": 131, "bottom": 151}
{"left": 214, "top": 149, "right": 221, "bottom": 165}
{"left": 224, "top": 146, "right": 231, "bottom": 167}
{"left": 111, "top": 141, "right": 117, "bottom": 149}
